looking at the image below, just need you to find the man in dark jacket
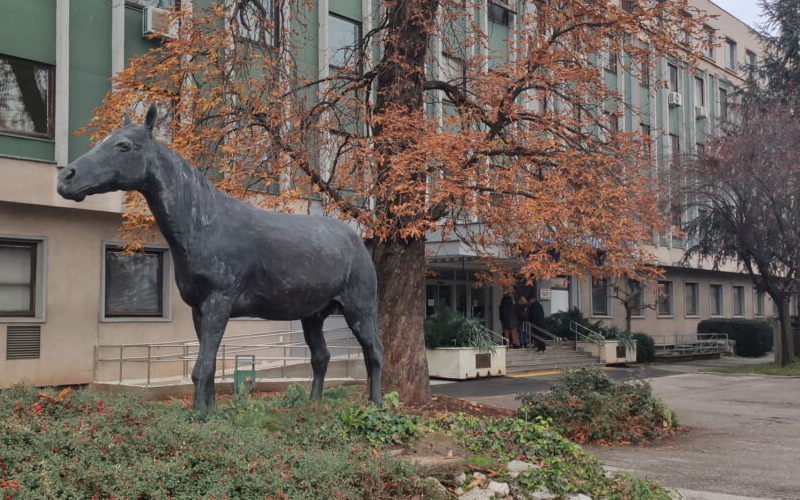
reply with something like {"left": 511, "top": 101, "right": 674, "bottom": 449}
{"left": 526, "top": 297, "right": 547, "bottom": 352}
{"left": 499, "top": 294, "right": 520, "bottom": 348}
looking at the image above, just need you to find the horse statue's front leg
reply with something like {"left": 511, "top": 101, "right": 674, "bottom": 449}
{"left": 190, "top": 294, "right": 233, "bottom": 417}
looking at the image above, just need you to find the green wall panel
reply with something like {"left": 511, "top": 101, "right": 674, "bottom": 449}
{"left": 0, "top": 0, "right": 56, "bottom": 64}
{"left": 329, "top": 0, "right": 361, "bottom": 20}
{"left": 68, "top": 0, "right": 113, "bottom": 160}
{"left": 0, "top": 135, "right": 55, "bottom": 162}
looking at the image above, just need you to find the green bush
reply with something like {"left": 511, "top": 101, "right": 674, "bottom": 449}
{"left": 424, "top": 307, "right": 495, "bottom": 352}
{"left": 633, "top": 333, "right": 656, "bottom": 362}
{"left": 545, "top": 307, "right": 603, "bottom": 338}
{"left": 516, "top": 367, "right": 678, "bottom": 444}
{"left": 697, "top": 318, "right": 773, "bottom": 357}
{"left": 338, "top": 392, "right": 420, "bottom": 446}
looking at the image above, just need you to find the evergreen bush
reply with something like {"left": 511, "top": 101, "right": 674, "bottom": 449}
{"left": 424, "top": 308, "right": 496, "bottom": 352}
{"left": 697, "top": 318, "right": 773, "bottom": 357}
{"left": 516, "top": 367, "right": 678, "bottom": 444}
{"left": 633, "top": 333, "right": 656, "bottom": 362}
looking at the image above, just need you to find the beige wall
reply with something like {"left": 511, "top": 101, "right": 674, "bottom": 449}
{"left": 0, "top": 201, "right": 289, "bottom": 388}
{"left": 578, "top": 268, "right": 774, "bottom": 345}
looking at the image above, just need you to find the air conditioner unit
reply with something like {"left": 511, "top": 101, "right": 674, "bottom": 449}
{"left": 695, "top": 105, "right": 709, "bottom": 119}
{"left": 667, "top": 91, "right": 682, "bottom": 108}
{"left": 142, "top": 6, "right": 177, "bottom": 39}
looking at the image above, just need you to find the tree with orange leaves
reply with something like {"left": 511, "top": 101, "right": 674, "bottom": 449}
{"left": 83, "top": 0, "right": 707, "bottom": 403}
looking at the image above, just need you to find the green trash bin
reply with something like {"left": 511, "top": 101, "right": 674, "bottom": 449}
{"left": 233, "top": 355, "right": 256, "bottom": 395}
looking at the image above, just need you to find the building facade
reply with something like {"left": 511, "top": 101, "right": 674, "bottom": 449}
{"left": 0, "top": 0, "right": 777, "bottom": 388}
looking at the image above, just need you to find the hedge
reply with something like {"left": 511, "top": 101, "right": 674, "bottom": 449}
{"left": 697, "top": 318, "right": 773, "bottom": 357}
{"left": 633, "top": 333, "right": 655, "bottom": 362}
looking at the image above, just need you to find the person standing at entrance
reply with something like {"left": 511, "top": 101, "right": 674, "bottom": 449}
{"left": 527, "top": 297, "right": 547, "bottom": 352}
{"left": 516, "top": 296, "right": 530, "bottom": 348}
{"left": 499, "top": 294, "right": 520, "bottom": 348}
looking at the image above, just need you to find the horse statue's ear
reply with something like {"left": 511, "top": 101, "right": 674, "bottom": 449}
{"left": 144, "top": 104, "right": 158, "bottom": 131}
{"left": 122, "top": 114, "right": 132, "bottom": 126}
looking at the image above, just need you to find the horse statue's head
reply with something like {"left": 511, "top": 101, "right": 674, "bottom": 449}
{"left": 57, "top": 104, "right": 159, "bottom": 202}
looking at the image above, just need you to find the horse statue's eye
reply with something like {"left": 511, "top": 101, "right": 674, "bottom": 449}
{"left": 116, "top": 142, "right": 132, "bottom": 152}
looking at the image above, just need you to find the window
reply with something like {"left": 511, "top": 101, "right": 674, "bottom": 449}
{"left": 685, "top": 282, "right": 699, "bottom": 316}
{"left": 592, "top": 278, "right": 610, "bottom": 316}
{"left": 696, "top": 142, "right": 705, "bottom": 157}
{"left": 606, "top": 112, "right": 619, "bottom": 134}
{"left": 668, "top": 63, "right": 679, "bottom": 91}
{"left": 710, "top": 284, "right": 723, "bottom": 316}
{"left": 694, "top": 76, "right": 705, "bottom": 106}
{"left": 719, "top": 87, "right": 728, "bottom": 122}
{"left": 441, "top": 53, "right": 466, "bottom": 88}
{"left": 603, "top": 40, "right": 618, "bottom": 74}
{"left": 669, "top": 134, "right": 683, "bottom": 227}
{"left": 104, "top": 247, "right": 166, "bottom": 317}
{"left": 232, "top": 0, "right": 277, "bottom": 46}
{"left": 0, "top": 240, "right": 37, "bottom": 317}
{"left": 640, "top": 123, "right": 652, "bottom": 159}
{"left": 640, "top": 56, "right": 651, "bottom": 88}
{"left": 725, "top": 39, "right": 737, "bottom": 70}
{"left": 622, "top": 0, "right": 635, "bottom": 13}
{"left": 129, "top": 0, "right": 175, "bottom": 6}
{"left": 745, "top": 50, "right": 757, "bottom": 72}
{"left": 628, "top": 279, "right": 645, "bottom": 317}
{"left": 733, "top": 285, "right": 745, "bottom": 316}
{"left": 657, "top": 281, "right": 673, "bottom": 316}
{"left": 755, "top": 290, "right": 765, "bottom": 317}
{"left": 704, "top": 26, "right": 715, "bottom": 60}
{"left": 328, "top": 14, "right": 362, "bottom": 70}
{"left": 0, "top": 55, "right": 54, "bottom": 139}
{"left": 488, "top": 1, "right": 514, "bottom": 27}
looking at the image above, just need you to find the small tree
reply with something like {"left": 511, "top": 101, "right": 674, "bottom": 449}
{"left": 682, "top": 104, "right": 800, "bottom": 366}
{"left": 610, "top": 279, "right": 656, "bottom": 333}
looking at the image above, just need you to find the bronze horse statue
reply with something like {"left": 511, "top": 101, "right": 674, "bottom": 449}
{"left": 57, "top": 105, "right": 382, "bottom": 415}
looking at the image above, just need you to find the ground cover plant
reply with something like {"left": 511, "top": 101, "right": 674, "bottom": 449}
{"left": 0, "top": 384, "right": 675, "bottom": 499}
{"left": 517, "top": 367, "right": 679, "bottom": 445}
{"left": 705, "top": 361, "right": 800, "bottom": 376}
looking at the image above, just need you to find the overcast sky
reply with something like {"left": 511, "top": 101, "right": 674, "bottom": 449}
{"left": 710, "top": 0, "right": 767, "bottom": 30}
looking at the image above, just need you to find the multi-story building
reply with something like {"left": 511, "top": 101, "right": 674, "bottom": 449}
{"left": 0, "top": 0, "right": 776, "bottom": 388}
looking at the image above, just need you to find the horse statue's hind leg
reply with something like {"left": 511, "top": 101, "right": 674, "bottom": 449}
{"left": 341, "top": 301, "right": 383, "bottom": 405}
{"left": 300, "top": 314, "right": 331, "bottom": 400}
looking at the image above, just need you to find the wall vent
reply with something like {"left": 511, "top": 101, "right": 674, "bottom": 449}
{"left": 6, "top": 325, "right": 41, "bottom": 360}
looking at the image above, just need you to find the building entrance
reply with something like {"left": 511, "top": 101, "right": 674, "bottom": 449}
{"left": 425, "top": 269, "right": 493, "bottom": 330}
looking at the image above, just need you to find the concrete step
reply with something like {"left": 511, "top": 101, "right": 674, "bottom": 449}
{"left": 504, "top": 347, "right": 602, "bottom": 374}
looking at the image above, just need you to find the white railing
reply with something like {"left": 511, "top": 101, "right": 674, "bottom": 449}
{"left": 521, "top": 321, "right": 563, "bottom": 350}
{"left": 95, "top": 326, "right": 366, "bottom": 387}
{"left": 652, "top": 332, "right": 733, "bottom": 355}
{"left": 569, "top": 321, "right": 605, "bottom": 350}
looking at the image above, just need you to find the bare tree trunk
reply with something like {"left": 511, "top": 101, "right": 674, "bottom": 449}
{"left": 776, "top": 299, "right": 795, "bottom": 366}
{"left": 372, "top": 238, "right": 431, "bottom": 404}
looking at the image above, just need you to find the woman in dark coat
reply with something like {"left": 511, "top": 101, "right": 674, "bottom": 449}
{"left": 526, "top": 298, "right": 547, "bottom": 352}
{"left": 499, "top": 294, "right": 520, "bottom": 348}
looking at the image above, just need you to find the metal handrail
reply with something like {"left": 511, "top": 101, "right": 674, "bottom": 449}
{"left": 486, "top": 327, "right": 509, "bottom": 347}
{"left": 569, "top": 321, "right": 605, "bottom": 351}
{"left": 96, "top": 325, "right": 365, "bottom": 387}
{"left": 521, "top": 322, "right": 563, "bottom": 349}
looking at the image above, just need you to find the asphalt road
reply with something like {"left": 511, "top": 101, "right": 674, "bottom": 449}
{"left": 432, "top": 356, "right": 799, "bottom": 500}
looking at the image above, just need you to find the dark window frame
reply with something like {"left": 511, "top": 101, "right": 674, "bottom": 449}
{"left": 104, "top": 246, "right": 165, "bottom": 318}
{"left": 327, "top": 12, "right": 363, "bottom": 73}
{"left": 733, "top": 285, "right": 745, "bottom": 317}
{"left": 488, "top": 1, "right": 515, "bottom": 27}
{"left": 684, "top": 282, "right": 699, "bottom": 317}
{"left": 0, "top": 239, "right": 37, "bottom": 318}
{"left": 591, "top": 278, "right": 610, "bottom": 317}
{"left": 710, "top": 283, "right": 723, "bottom": 316}
{"left": 0, "top": 54, "right": 55, "bottom": 140}
{"left": 668, "top": 63, "right": 679, "bottom": 91}
{"left": 231, "top": 0, "right": 281, "bottom": 48}
{"left": 657, "top": 280, "right": 673, "bottom": 317}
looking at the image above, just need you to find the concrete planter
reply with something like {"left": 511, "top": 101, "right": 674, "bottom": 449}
{"left": 575, "top": 340, "right": 637, "bottom": 364}
{"left": 426, "top": 347, "right": 507, "bottom": 379}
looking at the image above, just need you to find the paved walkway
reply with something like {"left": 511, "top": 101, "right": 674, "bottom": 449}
{"left": 433, "top": 356, "right": 798, "bottom": 500}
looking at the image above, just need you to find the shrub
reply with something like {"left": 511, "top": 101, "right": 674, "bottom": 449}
{"left": 697, "top": 318, "right": 773, "bottom": 357}
{"left": 424, "top": 308, "right": 495, "bottom": 352}
{"left": 516, "top": 367, "right": 678, "bottom": 444}
{"left": 545, "top": 307, "right": 603, "bottom": 338}
{"left": 338, "top": 392, "right": 420, "bottom": 446}
{"left": 633, "top": 333, "right": 656, "bottom": 362}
